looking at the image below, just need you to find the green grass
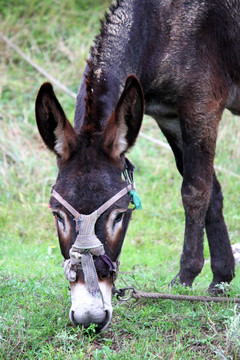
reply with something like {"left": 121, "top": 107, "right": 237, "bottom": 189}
{"left": 1, "top": 0, "right": 240, "bottom": 359}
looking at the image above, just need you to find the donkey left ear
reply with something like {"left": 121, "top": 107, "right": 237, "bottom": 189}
{"left": 35, "top": 83, "right": 77, "bottom": 161}
{"left": 103, "top": 75, "right": 144, "bottom": 159}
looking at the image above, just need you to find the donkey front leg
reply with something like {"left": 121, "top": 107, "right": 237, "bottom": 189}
{"left": 177, "top": 101, "right": 220, "bottom": 287}
{"left": 179, "top": 178, "right": 210, "bottom": 286}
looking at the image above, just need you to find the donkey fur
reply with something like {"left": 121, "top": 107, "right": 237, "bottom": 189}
{"left": 36, "top": 0, "right": 240, "bottom": 294}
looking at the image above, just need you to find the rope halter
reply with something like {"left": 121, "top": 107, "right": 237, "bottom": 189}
{"left": 51, "top": 158, "right": 142, "bottom": 298}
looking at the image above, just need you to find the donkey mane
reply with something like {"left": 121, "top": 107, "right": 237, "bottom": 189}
{"left": 89, "top": 0, "right": 125, "bottom": 69}
{"left": 83, "top": 0, "right": 134, "bottom": 136}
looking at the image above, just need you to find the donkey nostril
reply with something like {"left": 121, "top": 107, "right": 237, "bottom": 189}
{"left": 70, "top": 310, "right": 78, "bottom": 327}
{"left": 70, "top": 310, "right": 91, "bottom": 328}
{"left": 96, "top": 309, "right": 111, "bottom": 332}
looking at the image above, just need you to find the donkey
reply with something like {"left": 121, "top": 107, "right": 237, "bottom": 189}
{"left": 35, "top": 0, "right": 239, "bottom": 331}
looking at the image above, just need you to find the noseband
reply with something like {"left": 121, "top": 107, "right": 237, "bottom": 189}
{"left": 51, "top": 158, "right": 141, "bottom": 298}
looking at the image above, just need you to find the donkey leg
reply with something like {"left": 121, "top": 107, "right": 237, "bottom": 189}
{"left": 205, "top": 173, "right": 235, "bottom": 293}
{"left": 176, "top": 100, "right": 222, "bottom": 287}
{"left": 155, "top": 115, "right": 205, "bottom": 286}
{"left": 155, "top": 116, "right": 205, "bottom": 286}
{"left": 178, "top": 180, "right": 209, "bottom": 286}
{"left": 163, "top": 135, "right": 235, "bottom": 290}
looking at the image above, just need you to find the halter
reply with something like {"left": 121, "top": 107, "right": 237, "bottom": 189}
{"left": 51, "top": 158, "right": 141, "bottom": 298}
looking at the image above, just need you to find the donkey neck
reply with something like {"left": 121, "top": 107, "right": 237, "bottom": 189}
{"left": 73, "top": 0, "right": 155, "bottom": 133}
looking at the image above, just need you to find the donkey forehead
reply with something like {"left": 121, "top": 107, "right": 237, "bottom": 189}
{"left": 51, "top": 166, "right": 128, "bottom": 214}
{"left": 58, "top": 145, "right": 123, "bottom": 181}
{"left": 56, "top": 163, "right": 123, "bottom": 192}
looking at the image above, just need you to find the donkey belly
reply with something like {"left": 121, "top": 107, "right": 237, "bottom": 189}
{"left": 226, "top": 84, "right": 240, "bottom": 116}
{"left": 145, "top": 101, "right": 183, "bottom": 152}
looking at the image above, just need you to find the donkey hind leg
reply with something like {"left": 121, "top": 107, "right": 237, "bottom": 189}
{"left": 205, "top": 173, "right": 235, "bottom": 294}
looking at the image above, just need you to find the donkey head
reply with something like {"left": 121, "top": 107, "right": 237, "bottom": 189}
{"left": 35, "top": 75, "right": 144, "bottom": 331}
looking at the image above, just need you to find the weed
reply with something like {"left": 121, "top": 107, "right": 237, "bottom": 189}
{"left": 225, "top": 305, "right": 240, "bottom": 356}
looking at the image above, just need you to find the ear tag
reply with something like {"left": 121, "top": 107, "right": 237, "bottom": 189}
{"left": 129, "top": 190, "right": 142, "bottom": 210}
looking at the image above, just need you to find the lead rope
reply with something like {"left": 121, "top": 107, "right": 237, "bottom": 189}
{"left": 113, "top": 287, "right": 240, "bottom": 303}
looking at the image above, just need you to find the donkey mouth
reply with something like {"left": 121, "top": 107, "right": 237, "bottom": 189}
{"left": 70, "top": 308, "right": 112, "bottom": 332}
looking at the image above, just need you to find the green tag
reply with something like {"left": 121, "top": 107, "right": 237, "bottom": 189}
{"left": 129, "top": 190, "right": 142, "bottom": 210}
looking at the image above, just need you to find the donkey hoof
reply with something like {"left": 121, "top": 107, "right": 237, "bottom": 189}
{"left": 208, "top": 282, "right": 230, "bottom": 296}
{"left": 208, "top": 284, "right": 223, "bottom": 296}
{"left": 168, "top": 273, "right": 180, "bottom": 287}
{"left": 169, "top": 271, "right": 194, "bottom": 288}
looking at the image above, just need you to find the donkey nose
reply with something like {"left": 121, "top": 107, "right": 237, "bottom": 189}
{"left": 70, "top": 308, "right": 111, "bottom": 331}
{"left": 69, "top": 280, "right": 113, "bottom": 331}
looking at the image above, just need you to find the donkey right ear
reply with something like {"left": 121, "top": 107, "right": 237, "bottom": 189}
{"left": 35, "top": 83, "right": 77, "bottom": 161}
{"left": 103, "top": 75, "right": 144, "bottom": 160}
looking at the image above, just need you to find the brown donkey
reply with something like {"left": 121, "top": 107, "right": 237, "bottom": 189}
{"left": 35, "top": 0, "right": 239, "bottom": 331}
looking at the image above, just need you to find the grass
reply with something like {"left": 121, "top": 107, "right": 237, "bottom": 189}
{"left": 0, "top": 0, "right": 240, "bottom": 358}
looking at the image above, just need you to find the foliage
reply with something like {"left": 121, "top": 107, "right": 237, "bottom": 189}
{"left": 0, "top": 0, "right": 240, "bottom": 359}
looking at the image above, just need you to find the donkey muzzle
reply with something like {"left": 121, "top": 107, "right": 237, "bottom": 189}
{"left": 69, "top": 278, "right": 113, "bottom": 331}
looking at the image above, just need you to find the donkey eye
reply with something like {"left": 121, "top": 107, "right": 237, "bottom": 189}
{"left": 53, "top": 211, "right": 64, "bottom": 224}
{"left": 114, "top": 212, "right": 124, "bottom": 225}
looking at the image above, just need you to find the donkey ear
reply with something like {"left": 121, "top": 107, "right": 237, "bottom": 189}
{"left": 35, "top": 82, "right": 77, "bottom": 160}
{"left": 103, "top": 75, "right": 144, "bottom": 159}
